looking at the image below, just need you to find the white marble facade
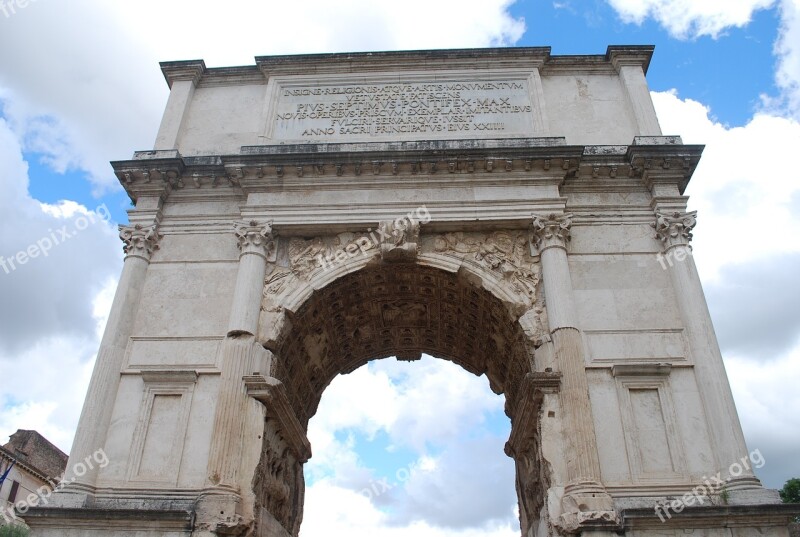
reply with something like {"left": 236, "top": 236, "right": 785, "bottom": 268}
{"left": 25, "top": 47, "right": 797, "bottom": 536}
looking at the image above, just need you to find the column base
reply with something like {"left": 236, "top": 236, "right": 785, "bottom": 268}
{"left": 557, "top": 481, "right": 620, "bottom": 534}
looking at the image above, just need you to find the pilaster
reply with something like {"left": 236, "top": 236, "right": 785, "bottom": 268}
{"left": 154, "top": 60, "right": 205, "bottom": 150}
{"left": 609, "top": 46, "right": 662, "bottom": 136}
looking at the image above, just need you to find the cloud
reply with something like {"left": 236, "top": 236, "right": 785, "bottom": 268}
{"left": 0, "top": 1, "right": 166, "bottom": 192}
{"left": 302, "top": 480, "right": 518, "bottom": 537}
{"left": 605, "top": 0, "right": 777, "bottom": 38}
{"left": 605, "top": 0, "right": 800, "bottom": 119}
{"left": 726, "top": 351, "right": 800, "bottom": 488}
{"left": 0, "top": 115, "right": 121, "bottom": 452}
{"left": 393, "top": 435, "right": 517, "bottom": 529}
{"left": 651, "top": 89, "right": 800, "bottom": 489}
{"left": 651, "top": 90, "right": 800, "bottom": 282}
{"left": 705, "top": 253, "right": 800, "bottom": 358}
{"left": 772, "top": 0, "right": 800, "bottom": 117}
{"left": 304, "top": 358, "right": 516, "bottom": 533}
{"left": 0, "top": 0, "right": 525, "bottom": 192}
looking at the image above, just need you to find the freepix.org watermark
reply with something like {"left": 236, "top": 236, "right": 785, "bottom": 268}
{"left": 655, "top": 245, "right": 693, "bottom": 270}
{"left": 1, "top": 448, "right": 110, "bottom": 524}
{"left": 360, "top": 462, "right": 416, "bottom": 502}
{"left": 654, "top": 448, "right": 766, "bottom": 522}
{"left": 315, "top": 205, "right": 431, "bottom": 272}
{"left": 0, "top": 0, "right": 38, "bottom": 19}
{"left": 0, "top": 203, "right": 111, "bottom": 276}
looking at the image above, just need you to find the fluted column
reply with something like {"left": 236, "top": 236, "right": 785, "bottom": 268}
{"left": 65, "top": 223, "right": 162, "bottom": 489}
{"left": 652, "top": 211, "right": 759, "bottom": 488}
{"left": 530, "top": 214, "right": 616, "bottom": 530}
{"left": 207, "top": 221, "right": 276, "bottom": 490}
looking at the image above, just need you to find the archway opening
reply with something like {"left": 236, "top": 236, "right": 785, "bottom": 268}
{"left": 256, "top": 263, "right": 546, "bottom": 536}
{"left": 301, "top": 356, "right": 518, "bottom": 536}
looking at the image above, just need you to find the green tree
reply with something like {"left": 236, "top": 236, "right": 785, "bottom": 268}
{"left": 781, "top": 478, "right": 800, "bottom": 523}
{"left": 781, "top": 478, "right": 800, "bottom": 504}
{"left": 0, "top": 524, "right": 29, "bottom": 537}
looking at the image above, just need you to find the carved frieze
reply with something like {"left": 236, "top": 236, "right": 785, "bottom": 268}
{"left": 119, "top": 223, "right": 162, "bottom": 261}
{"left": 288, "top": 233, "right": 379, "bottom": 279}
{"left": 431, "top": 231, "right": 540, "bottom": 301}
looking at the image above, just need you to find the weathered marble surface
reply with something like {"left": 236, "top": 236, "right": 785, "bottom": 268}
{"left": 24, "top": 47, "right": 799, "bottom": 537}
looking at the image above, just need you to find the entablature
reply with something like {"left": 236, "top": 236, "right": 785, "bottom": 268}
{"left": 113, "top": 137, "right": 702, "bottom": 205}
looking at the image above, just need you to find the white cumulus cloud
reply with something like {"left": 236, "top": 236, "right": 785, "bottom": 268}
{"left": 304, "top": 358, "right": 516, "bottom": 533}
{"left": 606, "top": 0, "right": 777, "bottom": 38}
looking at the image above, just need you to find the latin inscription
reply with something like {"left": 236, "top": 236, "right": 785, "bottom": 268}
{"left": 272, "top": 80, "right": 534, "bottom": 140}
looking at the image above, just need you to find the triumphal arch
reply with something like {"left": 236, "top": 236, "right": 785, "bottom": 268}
{"left": 26, "top": 47, "right": 798, "bottom": 536}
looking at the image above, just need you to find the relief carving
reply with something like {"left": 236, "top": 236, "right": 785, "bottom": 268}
{"left": 379, "top": 219, "right": 420, "bottom": 262}
{"left": 264, "top": 268, "right": 294, "bottom": 298}
{"left": 515, "top": 444, "right": 548, "bottom": 536}
{"left": 381, "top": 301, "right": 428, "bottom": 327}
{"left": 432, "top": 231, "right": 539, "bottom": 300}
{"left": 252, "top": 419, "right": 305, "bottom": 536}
{"left": 288, "top": 233, "right": 380, "bottom": 279}
{"left": 288, "top": 237, "right": 329, "bottom": 280}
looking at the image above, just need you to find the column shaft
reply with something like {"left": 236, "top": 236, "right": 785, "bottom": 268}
{"left": 206, "top": 221, "right": 274, "bottom": 489}
{"left": 229, "top": 251, "right": 269, "bottom": 335}
{"left": 539, "top": 246, "right": 603, "bottom": 485}
{"left": 531, "top": 215, "right": 607, "bottom": 491}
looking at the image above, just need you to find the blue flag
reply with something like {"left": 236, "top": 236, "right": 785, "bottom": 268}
{"left": 0, "top": 459, "right": 15, "bottom": 487}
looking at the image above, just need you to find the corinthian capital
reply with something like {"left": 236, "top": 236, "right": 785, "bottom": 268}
{"left": 234, "top": 220, "right": 276, "bottom": 260}
{"left": 119, "top": 223, "right": 162, "bottom": 261}
{"left": 530, "top": 213, "right": 572, "bottom": 253}
{"left": 652, "top": 211, "right": 697, "bottom": 249}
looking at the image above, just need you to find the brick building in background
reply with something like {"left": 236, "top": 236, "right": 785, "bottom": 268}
{"left": 1, "top": 430, "right": 68, "bottom": 525}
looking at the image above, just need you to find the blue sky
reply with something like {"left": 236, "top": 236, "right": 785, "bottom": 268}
{"left": 514, "top": 0, "right": 782, "bottom": 125}
{"left": 11, "top": 1, "right": 786, "bottom": 226}
{"left": 1, "top": 1, "right": 799, "bottom": 536}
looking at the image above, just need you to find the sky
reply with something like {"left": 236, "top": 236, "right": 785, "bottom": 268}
{"left": 1, "top": 0, "right": 799, "bottom": 535}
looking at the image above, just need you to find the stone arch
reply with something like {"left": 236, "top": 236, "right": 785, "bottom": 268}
{"left": 252, "top": 240, "right": 553, "bottom": 536}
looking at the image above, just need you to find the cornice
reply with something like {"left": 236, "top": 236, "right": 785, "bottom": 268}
{"left": 159, "top": 59, "right": 206, "bottom": 89}
{"left": 111, "top": 137, "right": 701, "bottom": 204}
{"left": 628, "top": 137, "right": 704, "bottom": 194}
{"left": 256, "top": 47, "right": 552, "bottom": 77}
{"left": 156, "top": 46, "right": 656, "bottom": 87}
{"left": 607, "top": 45, "right": 655, "bottom": 74}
